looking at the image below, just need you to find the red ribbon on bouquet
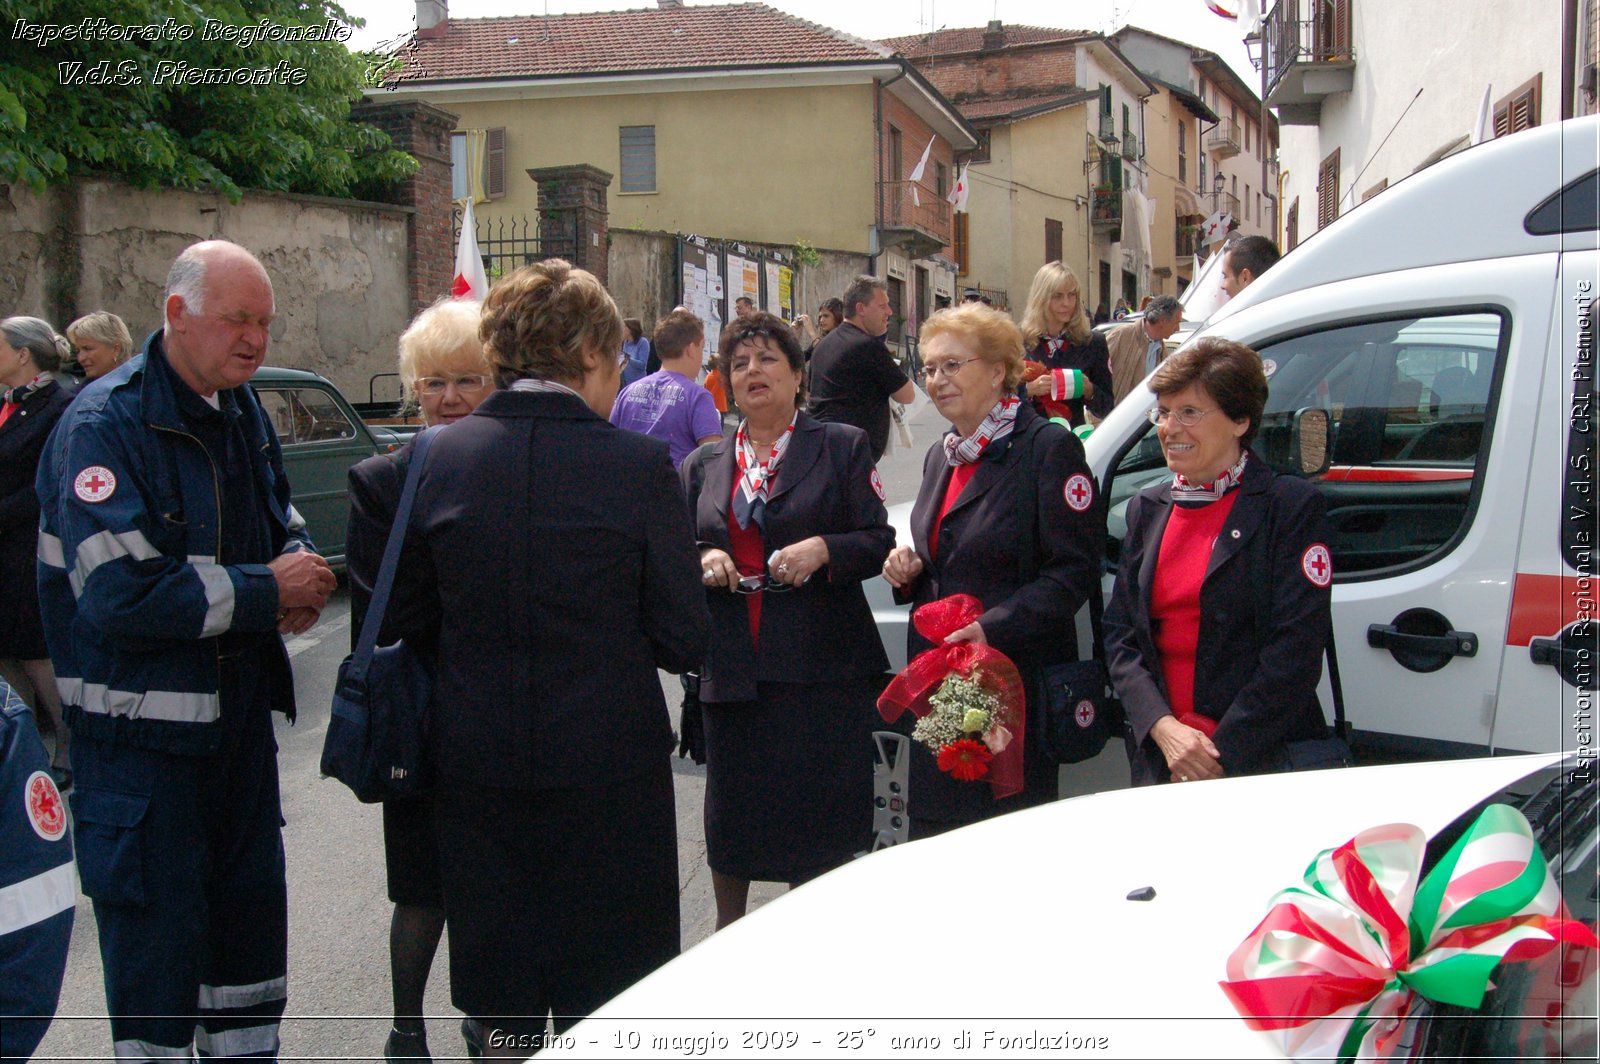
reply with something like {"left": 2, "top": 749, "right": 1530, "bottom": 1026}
{"left": 877, "top": 594, "right": 1027, "bottom": 799}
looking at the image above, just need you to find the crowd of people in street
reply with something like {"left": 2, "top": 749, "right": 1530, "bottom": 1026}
{"left": 0, "top": 232, "right": 1326, "bottom": 1064}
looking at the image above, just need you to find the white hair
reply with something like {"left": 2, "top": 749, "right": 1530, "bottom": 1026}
{"left": 163, "top": 245, "right": 210, "bottom": 327}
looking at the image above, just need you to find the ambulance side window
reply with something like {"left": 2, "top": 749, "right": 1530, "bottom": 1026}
{"left": 1256, "top": 311, "right": 1504, "bottom": 577}
{"left": 1105, "top": 312, "right": 1505, "bottom": 578}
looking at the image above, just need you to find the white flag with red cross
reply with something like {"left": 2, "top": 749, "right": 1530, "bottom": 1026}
{"left": 452, "top": 198, "right": 490, "bottom": 302}
{"left": 947, "top": 162, "right": 970, "bottom": 212}
{"left": 1199, "top": 209, "right": 1233, "bottom": 246}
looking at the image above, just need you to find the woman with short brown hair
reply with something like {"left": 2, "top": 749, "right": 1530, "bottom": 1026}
{"left": 386, "top": 260, "right": 706, "bottom": 1054}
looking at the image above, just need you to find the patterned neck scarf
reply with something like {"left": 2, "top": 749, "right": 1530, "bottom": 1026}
{"left": 508, "top": 377, "right": 583, "bottom": 400}
{"left": 732, "top": 415, "right": 797, "bottom": 531}
{"left": 1, "top": 372, "right": 52, "bottom": 406}
{"left": 1172, "top": 448, "right": 1250, "bottom": 507}
{"left": 943, "top": 396, "right": 1020, "bottom": 466}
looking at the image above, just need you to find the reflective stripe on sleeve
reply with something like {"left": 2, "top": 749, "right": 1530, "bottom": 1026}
{"left": 69, "top": 527, "right": 162, "bottom": 596}
{"left": 115, "top": 1038, "right": 193, "bottom": 1060}
{"left": 37, "top": 531, "right": 66, "bottom": 569}
{"left": 56, "top": 678, "right": 220, "bottom": 724}
{"left": 191, "top": 560, "right": 235, "bottom": 637}
{"left": 197, "top": 977, "right": 287, "bottom": 1011}
{"left": 194, "top": 1022, "right": 280, "bottom": 1058}
{"left": 0, "top": 859, "right": 76, "bottom": 937}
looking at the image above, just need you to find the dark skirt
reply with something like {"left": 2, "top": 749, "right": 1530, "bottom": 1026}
{"left": 0, "top": 538, "right": 49, "bottom": 660}
{"left": 432, "top": 763, "right": 679, "bottom": 1034}
{"left": 703, "top": 676, "right": 880, "bottom": 882}
{"left": 382, "top": 793, "right": 443, "bottom": 908}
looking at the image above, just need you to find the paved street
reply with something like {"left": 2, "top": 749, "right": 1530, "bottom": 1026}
{"left": 34, "top": 399, "right": 1131, "bottom": 1062}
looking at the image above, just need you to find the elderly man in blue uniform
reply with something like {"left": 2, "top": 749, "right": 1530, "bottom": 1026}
{"left": 36, "top": 240, "right": 336, "bottom": 1061}
{"left": 0, "top": 679, "right": 75, "bottom": 1062}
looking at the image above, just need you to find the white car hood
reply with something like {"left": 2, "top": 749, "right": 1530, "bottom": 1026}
{"left": 549, "top": 754, "right": 1561, "bottom": 1060}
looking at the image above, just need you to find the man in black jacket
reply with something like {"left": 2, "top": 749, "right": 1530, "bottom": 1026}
{"left": 807, "top": 275, "right": 916, "bottom": 462}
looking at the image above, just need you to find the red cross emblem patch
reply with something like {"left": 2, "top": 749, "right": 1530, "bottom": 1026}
{"left": 1074, "top": 699, "right": 1096, "bottom": 728}
{"left": 74, "top": 465, "right": 116, "bottom": 504}
{"left": 26, "top": 770, "right": 66, "bottom": 842}
{"left": 869, "top": 469, "right": 886, "bottom": 502}
{"left": 1301, "top": 543, "right": 1333, "bottom": 587}
{"left": 1064, "top": 473, "right": 1094, "bottom": 512}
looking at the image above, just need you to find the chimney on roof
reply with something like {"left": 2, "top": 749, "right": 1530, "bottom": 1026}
{"left": 982, "top": 20, "right": 1004, "bottom": 51}
{"left": 417, "top": 0, "right": 447, "bottom": 39}
{"left": 657, "top": 0, "right": 684, "bottom": 8}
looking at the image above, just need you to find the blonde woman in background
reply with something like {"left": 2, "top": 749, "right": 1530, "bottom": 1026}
{"left": 67, "top": 311, "right": 134, "bottom": 382}
{"left": 1018, "top": 261, "right": 1114, "bottom": 429}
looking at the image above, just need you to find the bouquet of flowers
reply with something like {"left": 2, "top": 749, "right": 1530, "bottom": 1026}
{"left": 878, "top": 594, "right": 1026, "bottom": 798}
{"left": 911, "top": 671, "right": 1012, "bottom": 782}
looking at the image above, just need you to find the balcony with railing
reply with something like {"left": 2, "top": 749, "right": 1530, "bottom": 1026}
{"left": 1211, "top": 190, "right": 1241, "bottom": 220}
{"left": 1205, "top": 118, "right": 1242, "bottom": 159}
{"left": 1120, "top": 131, "right": 1139, "bottom": 160}
{"left": 1264, "top": 0, "right": 1356, "bottom": 125}
{"left": 879, "top": 180, "right": 951, "bottom": 259}
{"left": 1177, "top": 225, "right": 1202, "bottom": 258}
{"left": 1091, "top": 184, "right": 1122, "bottom": 241}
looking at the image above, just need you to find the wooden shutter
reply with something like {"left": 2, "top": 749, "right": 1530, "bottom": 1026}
{"left": 954, "top": 212, "right": 970, "bottom": 275}
{"left": 1492, "top": 74, "right": 1543, "bottom": 138}
{"left": 485, "top": 127, "right": 506, "bottom": 198}
{"left": 1287, "top": 197, "right": 1299, "bottom": 251}
{"left": 1317, "top": 148, "right": 1340, "bottom": 229}
{"left": 1045, "top": 218, "right": 1063, "bottom": 264}
{"left": 620, "top": 125, "right": 656, "bottom": 193}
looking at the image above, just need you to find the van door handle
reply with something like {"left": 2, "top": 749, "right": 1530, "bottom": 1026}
{"left": 1367, "top": 608, "right": 1477, "bottom": 673}
{"left": 1530, "top": 622, "right": 1598, "bottom": 690}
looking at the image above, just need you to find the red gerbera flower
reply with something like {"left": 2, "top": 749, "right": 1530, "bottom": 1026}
{"left": 937, "top": 738, "right": 992, "bottom": 781}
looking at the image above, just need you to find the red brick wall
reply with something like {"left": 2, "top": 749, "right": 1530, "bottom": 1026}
{"left": 908, "top": 42, "right": 1078, "bottom": 102}
{"left": 878, "top": 90, "right": 955, "bottom": 253}
{"left": 352, "top": 100, "right": 458, "bottom": 314}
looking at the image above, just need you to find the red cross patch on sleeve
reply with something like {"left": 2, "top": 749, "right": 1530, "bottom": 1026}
{"left": 74, "top": 466, "right": 117, "bottom": 503}
{"left": 1301, "top": 543, "right": 1333, "bottom": 587}
{"left": 26, "top": 770, "right": 67, "bottom": 842}
{"left": 869, "top": 469, "right": 887, "bottom": 502}
{"left": 1064, "top": 473, "right": 1094, "bottom": 512}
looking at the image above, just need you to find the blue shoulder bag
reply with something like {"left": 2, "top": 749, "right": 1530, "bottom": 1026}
{"left": 320, "top": 426, "right": 442, "bottom": 803}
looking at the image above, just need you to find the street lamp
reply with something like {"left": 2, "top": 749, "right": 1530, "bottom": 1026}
{"left": 1244, "top": 32, "right": 1264, "bottom": 71}
{"left": 1213, "top": 171, "right": 1226, "bottom": 208}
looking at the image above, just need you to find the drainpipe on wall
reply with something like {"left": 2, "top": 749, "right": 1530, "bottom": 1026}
{"left": 873, "top": 64, "right": 907, "bottom": 276}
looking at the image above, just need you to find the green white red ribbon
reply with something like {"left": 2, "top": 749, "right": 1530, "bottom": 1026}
{"left": 1220, "top": 803, "right": 1598, "bottom": 1062}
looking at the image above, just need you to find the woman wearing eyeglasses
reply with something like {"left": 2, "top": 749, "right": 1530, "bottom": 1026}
{"left": 1104, "top": 338, "right": 1335, "bottom": 788}
{"left": 680, "top": 311, "right": 893, "bottom": 929}
{"left": 345, "top": 297, "right": 495, "bottom": 1062}
{"left": 880, "top": 303, "right": 1103, "bottom": 837}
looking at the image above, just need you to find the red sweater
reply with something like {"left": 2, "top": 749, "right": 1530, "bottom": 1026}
{"left": 1150, "top": 493, "right": 1240, "bottom": 734}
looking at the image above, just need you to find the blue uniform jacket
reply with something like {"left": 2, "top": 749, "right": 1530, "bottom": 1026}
{"left": 0, "top": 683, "right": 75, "bottom": 1062}
{"left": 35, "top": 332, "right": 312, "bottom": 756}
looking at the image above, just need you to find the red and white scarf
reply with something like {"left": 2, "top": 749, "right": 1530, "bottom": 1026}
{"left": 733, "top": 415, "right": 796, "bottom": 530}
{"left": 943, "top": 396, "right": 1020, "bottom": 466}
{"left": 1172, "top": 449, "right": 1249, "bottom": 506}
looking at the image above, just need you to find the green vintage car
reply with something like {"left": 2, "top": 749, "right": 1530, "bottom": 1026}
{"left": 250, "top": 367, "right": 405, "bottom": 568}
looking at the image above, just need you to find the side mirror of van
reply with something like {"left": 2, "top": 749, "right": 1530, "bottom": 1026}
{"left": 1292, "top": 407, "right": 1332, "bottom": 477}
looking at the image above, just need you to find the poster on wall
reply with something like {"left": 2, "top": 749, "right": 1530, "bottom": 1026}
{"left": 777, "top": 265, "right": 794, "bottom": 320}
{"left": 764, "top": 262, "right": 782, "bottom": 316}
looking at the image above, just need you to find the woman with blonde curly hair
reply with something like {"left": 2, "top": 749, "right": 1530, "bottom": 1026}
{"left": 384, "top": 261, "right": 706, "bottom": 1053}
{"left": 882, "top": 302, "right": 1104, "bottom": 836}
{"left": 1018, "top": 261, "right": 1114, "bottom": 429}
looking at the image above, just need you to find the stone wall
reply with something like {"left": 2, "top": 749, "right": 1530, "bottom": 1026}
{"left": 0, "top": 179, "right": 413, "bottom": 399}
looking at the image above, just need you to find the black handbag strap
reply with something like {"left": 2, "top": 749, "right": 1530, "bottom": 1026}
{"left": 1015, "top": 421, "right": 1109, "bottom": 658}
{"left": 347, "top": 426, "right": 443, "bottom": 683}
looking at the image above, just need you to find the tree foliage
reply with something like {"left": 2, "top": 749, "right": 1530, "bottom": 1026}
{"left": 1, "top": 1, "right": 417, "bottom": 201}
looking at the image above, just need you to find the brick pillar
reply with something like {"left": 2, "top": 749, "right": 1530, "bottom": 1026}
{"left": 527, "top": 164, "right": 612, "bottom": 286}
{"left": 351, "top": 99, "right": 459, "bottom": 315}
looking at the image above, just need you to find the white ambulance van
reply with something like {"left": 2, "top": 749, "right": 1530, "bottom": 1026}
{"left": 1086, "top": 114, "right": 1597, "bottom": 759}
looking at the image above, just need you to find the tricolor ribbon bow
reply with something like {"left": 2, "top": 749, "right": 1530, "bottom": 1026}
{"left": 876, "top": 594, "right": 1026, "bottom": 798}
{"left": 1220, "top": 802, "right": 1598, "bottom": 1062}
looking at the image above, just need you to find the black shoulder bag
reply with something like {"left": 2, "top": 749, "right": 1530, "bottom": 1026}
{"left": 321, "top": 425, "right": 442, "bottom": 803}
{"left": 1015, "top": 423, "right": 1123, "bottom": 764}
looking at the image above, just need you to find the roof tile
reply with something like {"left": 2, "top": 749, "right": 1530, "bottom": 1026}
{"left": 882, "top": 24, "right": 1093, "bottom": 57}
{"left": 391, "top": 2, "right": 892, "bottom": 83}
